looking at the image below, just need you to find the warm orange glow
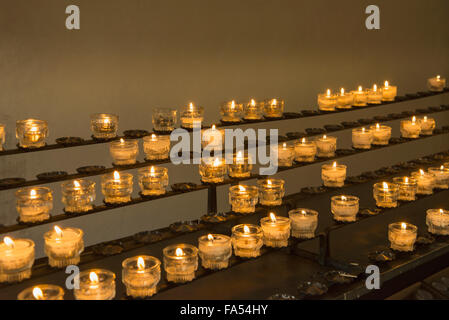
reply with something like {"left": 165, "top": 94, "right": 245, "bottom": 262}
{"left": 332, "top": 161, "right": 337, "bottom": 168}
{"left": 207, "top": 234, "right": 214, "bottom": 241}
{"left": 104, "top": 118, "right": 110, "bottom": 124}
{"left": 120, "top": 138, "right": 125, "bottom": 144}
{"left": 384, "top": 81, "right": 389, "bottom": 88}
{"left": 419, "top": 169, "right": 425, "bottom": 176}
{"left": 54, "top": 226, "right": 63, "bottom": 237}
{"left": 301, "top": 210, "right": 306, "bottom": 215}
{"left": 267, "top": 179, "right": 272, "bottom": 186}
{"left": 271, "top": 99, "right": 277, "bottom": 106}
{"left": 137, "top": 257, "right": 145, "bottom": 270}
{"left": 151, "top": 133, "right": 157, "bottom": 141}
{"left": 323, "top": 135, "right": 327, "bottom": 140}
{"left": 89, "top": 272, "right": 99, "bottom": 283}
{"left": 30, "top": 189, "right": 37, "bottom": 198}
{"left": 175, "top": 248, "right": 184, "bottom": 256}
{"left": 437, "top": 75, "right": 441, "bottom": 80}
{"left": 383, "top": 182, "right": 389, "bottom": 190}
{"left": 243, "top": 225, "right": 250, "bottom": 233}
{"left": 326, "top": 89, "right": 331, "bottom": 97}
{"left": 231, "top": 100, "right": 235, "bottom": 109}
{"left": 30, "top": 126, "right": 38, "bottom": 132}
{"left": 301, "top": 138, "right": 306, "bottom": 143}
{"left": 440, "top": 209, "right": 444, "bottom": 214}
{"left": 373, "top": 84, "right": 377, "bottom": 91}
{"left": 401, "top": 223, "right": 407, "bottom": 230}
{"left": 341, "top": 195, "right": 347, "bottom": 201}
{"left": 423, "top": 116, "right": 428, "bottom": 122}
{"left": 405, "top": 177, "right": 409, "bottom": 183}
{"left": 282, "top": 143, "right": 287, "bottom": 149}
{"left": 358, "top": 86, "right": 362, "bottom": 92}
{"left": 441, "top": 165, "right": 445, "bottom": 170}
{"left": 362, "top": 127, "right": 366, "bottom": 133}
{"left": 269, "top": 212, "right": 277, "bottom": 222}
{"left": 74, "top": 180, "right": 81, "bottom": 189}
{"left": 238, "top": 185, "right": 246, "bottom": 192}
{"left": 412, "top": 116, "right": 416, "bottom": 123}
{"left": 376, "top": 123, "right": 380, "bottom": 129}
{"left": 211, "top": 124, "right": 216, "bottom": 130}
{"left": 32, "top": 287, "right": 44, "bottom": 300}
{"left": 213, "top": 157, "right": 221, "bottom": 167}
{"left": 189, "top": 102, "right": 194, "bottom": 111}
{"left": 3, "top": 237, "right": 14, "bottom": 248}
{"left": 150, "top": 166, "right": 155, "bottom": 175}
{"left": 250, "top": 99, "right": 256, "bottom": 106}
{"left": 340, "top": 88, "right": 345, "bottom": 95}
{"left": 113, "top": 171, "right": 120, "bottom": 180}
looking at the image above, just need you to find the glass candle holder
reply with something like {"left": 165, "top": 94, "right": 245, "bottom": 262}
{"left": 101, "top": 171, "right": 133, "bottom": 204}
{"left": 401, "top": 116, "right": 421, "bottom": 138}
{"left": 315, "top": 135, "right": 337, "bottom": 158}
{"left": 0, "top": 124, "right": 5, "bottom": 151}
{"left": 382, "top": 81, "right": 397, "bottom": 101}
{"left": 392, "top": 176, "right": 417, "bottom": 201}
{"left": 411, "top": 170, "right": 435, "bottom": 195}
{"left": 418, "top": 116, "right": 436, "bottom": 136}
{"left": 228, "top": 152, "right": 252, "bottom": 178}
{"left": 352, "top": 127, "right": 373, "bottom": 149}
{"left": 373, "top": 182, "right": 399, "bottom": 208}
{"left": 90, "top": 113, "right": 118, "bottom": 139}
{"left": 321, "top": 162, "right": 347, "bottom": 188}
{"left": 18, "top": 284, "right": 64, "bottom": 300}
{"left": 16, "top": 187, "right": 53, "bottom": 223}
{"left": 231, "top": 224, "right": 263, "bottom": 258}
{"left": 276, "top": 142, "right": 295, "bottom": 167}
{"left": 369, "top": 124, "right": 392, "bottom": 145}
{"left": 229, "top": 185, "right": 258, "bottom": 214}
{"left": 263, "top": 98, "right": 284, "bottom": 118}
{"left": 427, "top": 75, "right": 446, "bottom": 92}
{"left": 110, "top": 139, "right": 139, "bottom": 165}
{"left": 122, "top": 255, "right": 161, "bottom": 298}
{"left": 243, "top": 99, "right": 263, "bottom": 120}
{"left": 428, "top": 166, "right": 449, "bottom": 189}
{"left": 180, "top": 103, "right": 204, "bottom": 129}
{"left": 61, "top": 179, "right": 96, "bottom": 213}
{"left": 163, "top": 244, "right": 198, "bottom": 283}
{"left": 220, "top": 100, "right": 243, "bottom": 123}
{"left": 44, "top": 226, "right": 84, "bottom": 268}
{"left": 202, "top": 125, "right": 224, "bottom": 150}
{"left": 16, "top": 119, "right": 48, "bottom": 148}
{"left": 143, "top": 134, "right": 170, "bottom": 160}
{"left": 199, "top": 157, "right": 227, "bottom": 183}
{"left": 366, "top": 84, "right": 382, "bottom": 104}
{"left": 0, "top": 237, "right": 35, "bottom": 283}
{"left": 257, "top": 179, "right": 285, "bottom": 206}
{"left": 336, "top": 88, "right": 353, "bottom": 109}
{"left": 318, "top": 89, "right": 337, "bottom": 111}
{"left": 351, "top": 86, "right": 368, "bottom": 107}
{"left": 331, "top": 195, "right": 359, "bottom": 222}
{"left": 388, "top": 222, "right": 417, "bottom": 252}
{"left": 288, "top": 208, "right": 318, "bottom": 239}
{"left": 152, "top": 107, "right": 177, "bottom": 133}
{"left": 74, "top": 269, "right": 116, "bottom": 300}
{"left": 294, "top": 138, "right": 317, "bottom": 162}
{"left": 260, "top": 213, "right": 291, "bottom": 248}
{"left": 198, "top": 234, "right": 232, "bottom": 270}
{"left": 426, "top": 209, "right": 449, "bottom": 235}
{"left": 138, "top": 166, "right": 168, "bottom": 196}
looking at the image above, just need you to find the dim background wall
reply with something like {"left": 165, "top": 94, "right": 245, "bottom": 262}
{"left": 1, "top": 0, "right": 449, "bottom": 257}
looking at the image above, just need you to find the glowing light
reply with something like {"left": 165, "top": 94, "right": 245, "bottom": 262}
{"left": 189, "top": 102, "right": 194, "bottom": 111}
{"left": 250, "top": 99, "right": 256, "bottom": 106}
{"left": 54, "top": 226, "right": 63, "bottom": 237}
{"left": 271, "top": 99, "right": 277, "bottom": 106}
{"left": 424, "top": 116, "right": 428, "bottom": 122}
{"left": 384, "top": 81, "right": 389, "bottom": 88}
{"left": 213, "top": 157, "right": 221, "bottom": 167}
{"left": 341, "top": 196, "right": 347, "bottom": 201}
{"left": 175, "top": 248, "right": 184, "bottom": 256}
{"left": 30, "top": 189, "right": 37, "bottom": 198}
{"left": 74, "top": 180, "right": 81, "bottom": 189}
{"left": 243, "top": 225, "right": 250, "bottom": 233}
{"left": 137, "top": 257, "right": 145, "bottom": 270}
{"left": 211, "top": 124, "right": 216, "bottom": 130}
{"left": 383, "top": 182, "right": 389, "bottom": 190}
{"left": 32, "top": 287, "right": 44, "bottom": 300}
{"left": 3, "top": 237, "right": 14, "bottom": 248}
{"left": 362, "top": 127, "right": 366, "bottom": 133}
{"left": 207, "top": 234, "right": 214, "bottom": 241}
{"left": 282, "top": 143, "right": 287, "bottom": 149}
{"left": 120, "top": 138, "right": 125, "bottom": 144}
{"left": 267, "top": 180, "right": 272, "bottom": 186}
{"left": 419, "top": 169, "right": 425, "bottom": 176}
{"left": 89, "top": 272, "right": 99, "bottom": 283}
{"left": 373, "top": 84, "right": 377, "bottom": 91}
{"left": 301, "top": 138, "right": 306, "bottom": 143}
{"left": 412, "top": 116, "right": 416, "bottom": 123}
{"left": 358, "top": 86, "right": 363, "bottom": 92}
{"left": 238, "top": 185, "right": 246, "bottom": 192}
{"left": 151, "top": 133, "right": 157, "bottom": 141}
{"left": 437, "top": 75, "right": 441, "bottom": 80}
{"left": 376, "top": 123, "right": 380, "bottom": 129}
{"left": 401, "top": 223, "right": 407, "bottom": 230}
{"left": 332, "top": 161, "right": 337, "bottom": 168}
{"left": 323, "top": 135, "right": 327, "bottom": 140}
{"left": 113, "top": 171, "right": 120, "bottom": 181}
{"left": 326, "top": 89, "right": 331, "bottom": 97}
{"left": 340, "top": 88, "right": 345, "bottom": 95}
{"left": 269, "top": 213, "right": 276, "bottom": 222}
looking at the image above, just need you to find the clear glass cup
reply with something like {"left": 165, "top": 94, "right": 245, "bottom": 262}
{"left": 101, "top": 172, "right": 133, "bottom": 204}
{"left": 110, "top": 139, "right": 139, "bottom": 165}
{"left": 90, "top": 113, "right": 118, "bottom": 139}
{"left": 74, "top": 269, "right": 116, "bottom": 300}
{"left": 15, "top": 187, "right": 53, "bottom": 223}
{"left": 61, "top": 179, "right": 96, "bottom": 213}
{"left": 257, "top": 179, "right": 285, "bottom": 206}
{"left": 16, "top": 119, "right": 48, "bottom": 148}
{"left": 231, "top": 224, "right": 263, "bottom": 258}
{"left": 18, "top": 284, "right": 64, "bottom": 300}
{"left": 138, "top": 166, "right": 169, "bottom": 196}
{"left": 122, "top": 255, "right": 161, "bottom": 298}
{"left": 152, "top": 108, "right": 177, "bottom": 132}
{"left": 288, "top": 208, "right": 318, "bottom": 239}
{"left": 263, "top": 98, "right": 284, "bottom": 118}
{"left": 228, "top": 185, "right": 258, "bottom": 214}
{"left": 163, "top": 244, "right": 198, "bottom": 283}
{"left": 198, "top": 234, "right": 232, "bottom": 270}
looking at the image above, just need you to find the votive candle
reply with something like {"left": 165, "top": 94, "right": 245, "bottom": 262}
{"left": 366, "top": 84, "right": 382, "bottom": 104}
{"left": 231, "top": 224, "right": 263, "bottom": 258}
{"left": 401, "top": 116, "right": 421, "bottom": 138}
{"left": 373, "top": 182, "right": 399, "bottom": 208}
{"left": 392, "top": 176, "right": 417, "bottom": 201}
{"left": 163, "top": 244, "right": 198, "bottom": 283}
{"left": 316, "top": 135, "right": 337, "bottom": 158}
{"left": 44, "top": 226, "right": 84, "bottom": 268}
{"left": 260, "top": 213, "right": 291, "bottom": 247}
{"left": 382, "top": 81, "right": 397, "bottom": 101}
{"left": 388, "top": 222, "right": 417, "bottom": 252}
{"left": 318, "top": 89, "right": 337, "bottom": 111}
{"left": 331, "top": 195, "right": 359, "bottom": 222}
{"left": 228, "top": 151, "right": 252, "bottom": 178}
{"left": 418, "top": 116, "right": 436, "bottom": 136}
{"left": 411, "top": 169, "right": 435, "bottom": 195}
{"left": 16, "top": 119, "right": 48, "bottom": 148}
{"left": 321, "top": 162, "right": 347, "bottom": 187}
{"left": 198, "top": 234, "right": 232, "bottom": 270}
{"left": 220, "top": 100, "right": 243, "bottom": 123}
{"left": 336, "top": 88, "right": 353, "bottom": 109}
{"left": 0, "top": 237, "right": 35, "bottom": 283}
{"left": 110, "top": 138, "right": 139, "bottom": 165}
{"left": 243, "top": 99, "right": 263, "bottom": 120}
{"left": 351, "top": 86, "right": 368, "bottom": 107}
{"left": 427, "top": 75, "right": 446, "bottom": 92}
{"left": 181, "top": 102, "right": 204, "bottom": 129}
{"left": 61, "top": 179, "right": 96, "bottom": 213}
{"left": 143, "top": 134, "right": 170, "bottom": 160}
{"left": 257, "top": 179, "right": 285, "bottom": 206}
{"left": 426, "top": 209, "right": 449, "bottom": 235}
{"left": 199, "top": 157, "right": 227, "bottom": 183}
{"left": 288, "top": 208, "right": 318, "bottom": 239}
{"left": 18, "top": 285, "right": 64, "bottom": 300}
{"left": 16, "top": 187, "right": 53, "bottom": 223}
{"left": 294, "top": 138, "right": 317, "bottom": 162}
{"left": 370, "top": 123, "right": 392, "bottom": 145}
{"left": 352, "top": 127, "right": 373, "bottom": 149}
{"left": 229, "top": 185, "right": 259, "bottom": 214}
{"left": 101, "top": 171, "right": 133, "bottom": 204}
{"left": 138, "top": 166, "right": 168, "bottom": 196}
{"left": 263, "top": 98, "right": 284, "bottom": 118}
{"left": 122, "top": 255, "right": 161, "bottom": 298}
{"left": 428, "top": 165, "right": 449, "bottom": 189}
{"left": 74, "top": 269, "right": 116, "bottom": 300}
{"left": 90, "top": 113, "right": 118, "bottom": 139}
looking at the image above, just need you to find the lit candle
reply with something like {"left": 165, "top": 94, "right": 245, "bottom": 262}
{"left": 392, "top": 176, "right": 417, "bottom": 201}
{"left": 294, "top": 138, "right": 317, "bottom": 162}
{"left": 74, "top": 269, "right": 116, "bottom": 300}
{"left": 110, "top": 138, "right": 139, "bottom": 165}
{"left": 321, "top": 162, "right": 347, "bottom": 188}
{"left": 388, "top": 222, "right": 417, "bottom": 252}
{"left": 243, "top": 99, "right": 263, "bottom": 120}
{"left": 181, "top": 102, "right": 204, "bottom": 129}
{"left": 15, "top": 187, "right": 53, "bottom": 223}
{"left": 198, "top": 234, "right": 232, "bottom": 270}
{"left": 138, "top": 166, "right": 169, "bottom": 196}
{"left": 331, "top": 195, "right": 359, "bottom": 222}
{"left": 315, "top": 135, "right": 337, "bottom": 158}
{"left": 351, "top": 86, "right": 368, "bottom": 107}
{"left": 163, "top": 244, "right": 198, "bottom": 283}
{"left": 220, "top": 100, "right": 243, "bottom": 123}
{"left": 288, "top": 208, "right": 318, "bottom": 239}
{"left": 17, "top": 285, "right": 64, "bottom": 300}
{"left": 417, "top": 116, "right": 436, "bottom": 136}
{"left": 229, "top": 184, "right": 259, "bottom": 214}
{"left": 263, "top": 98, "right": 284, "bottom": 118}
{"left": 428, "top": 165, "right": 449, "bottom": 189}
{"left": 426, "top": 209, "right": 449, "bottom": 235}
{"left": 143, "top": 133, "right": 170, "bottom": 160}
{"left": 369, "top": 123, "right": 392, "bottom": 145}
{"left": 202, "top": 125, "right": 225, "bottom": 150}
{"left": 0, "top": 237, "right": 35, "bottom": 283}
{"left": 318, "top": 89, "right": 337, "bottom": 111}
{"left": 260, "top": 213, "right": 291, "bottom": 248}
{"left": 352, "top": 127, "right": 373, "bottom": 149}
{"left": 122, "top": 255, "right": 161, "bottom": 298}
{"left": 101, "top": 171, "right": 133, "bottom": 204}
{"left": 231, "top": 224, "right": 263, "bottom": 258}
{"left": 199, "top": 157, "right": 227, "bottom": 183}
{"left": 16, "top": 119, "right": 48, "bottom": 148}
{"left": 373, "top": 182, "right": 399, "bottom": 208}
{"left": 411, "top": 169, "right": 435, "bottom": 195}
{"left": 90, "top": 113, "right": 119, "bottom": 139}
{"left": 44, "top": 226, "right": 84, "bottom": 268}
{"left": 427, "top": 75, "right": 446, "bottom": 92}
{"left": 257, "top": 178, "right": 285, "bottom": 206}
{"left": 381, "top": 81, "right": 397, "bottom": 101}
{"left": 152, "top": 107, "right": 177, "bottom": 133}
{"left": 228, "top": 151, "right": 252, "bottom": 178}
{"left": 61, "top": 179, "right": 96, "bottom": 213}
{"left": 400, "top": 116, "right": 421, "bottom": 138}
{"left": 0, "top": 123, "right": 5, "bottom": 151}
{"left": 366, "top": 84, "right": 382, "bottom": 104}
{"left": 275, "top": 142, "right": 295, "bottom": 167}
{"left": 336, "top": 88, "right": 353, "bottom": 109}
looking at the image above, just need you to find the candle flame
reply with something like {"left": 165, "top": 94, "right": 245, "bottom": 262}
{"left": 384, "top": 81, "right": 389, "bottom": 88}
{"left": 137, "top": 257, "right": 145, "bottom": 270}
{"left": 150, "top": 166, "right": 155, "bottom": 174}
{"left": 213, "top": 157, "right": 221, "bottom": 167}
{"left": 424, "top": 116, "right": 428, "bottom": 122}
{"left": 376, "top": 123, "right": 380, "bottom": 129}
{"left": 437, "top": 75, "right": 441, "bottom": 80}
{"left": 282, "top": 142, "right": 287, "bottom": 149}
{"left": 405, "top": 177, "right": 409, "bottom": 183}
{"left": 341, "top": 195, "right": 347, "bottom": 201}
{"left": 323, "top": 135, "right": 327, "bottom": 140}
{"left": 175, "top": 248, "right": 184, "bottom": 256}
{"left": 54, "top": 225, "right": 63, "bottom": 237}
{"left": 440, "top": 209, "right": 444, "bottom": 214}
{"left": 207, "top": 234, "right": 214, "bottom": 241}
{"left": 340, "top": 88, "right": 345, "bottom": 95}
{"left": 301, "top": 138, "right": 306, "bottom": 143}
{"left": 3, "top": 237, "right": 14, "bottom": 248}
{"left": 362, "top": 127, "right": 366, "bottom": 133}
{"left": 269, "top": 212, "right": 277, "bottom": 222}
{"left": 104, "top": 118, "right": 110, "bottom": 124}
{"left": 383, "top": 182, "right": 389, "bottom": 190}
{"left": 243, "top": 225, "right": 250, "bottom": 233}
{"left": 250, "top": 99, "right": 256, "bottom": 106}
{"left": 113, "top": 171, "right": 120, "bottom": 180}
{"left": 373, "top": 84, "right": 377, "bottom": 91}
{"left": 189, "top": 102, "right": 194, "bottom": 111}
{"left": 301, "top": 210, "right": 306, "bottom": 215}
{"left": 32, "top": 287, "right": 44, "bottom": 300}
{"left": 30, "top": 189, "right": 37, "bottom": 197}
{"left": 236, "top": 151, "right": 243, "bottom": 161}
{"left": 412, "top": 116, "right": 416, "bottom": 123}
{"left": 332, "top": 161, "right": 337, "bottom": 168}
{"left": 74, "top": 180, "right": 81, "bottom": 188}
{"left": 30, "top": 126, "right": 38, "bottom": 133}
{"left": 151, "top": 133, "right": 157, "bottom": 141}
{"left": 358, "top": 86, "right": 362, "bottom": 92}
{"left": 211, "top": 124, "right": 216, "bottom": 130}
{"left": 89, "top": 272, "right": 99, "bottom": 283}
{"left": 271, "top": 99, "right": 277, "bottom": 106}
{"left": 231, "top": 100, "right": 235, "bottom": 109}
{"left": 326, "top": 89, "right": 331, "bottom": 97}
{"left": 267, "top": 179, "right": 272, "bottom": 186}
{"left": 238, "top": 185, "right": 246, "bottom": 192}
{"left": 419, "top": 169, "right": 425, "bottom": 176}
{"left": 401, "top": 223, "right": 407, "bottom": 230}
{"left": 120, "top": 138, "right": 125, "bottom": 143}
{"left": 441, "top": 165, "right": 445, "bottom": 170}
